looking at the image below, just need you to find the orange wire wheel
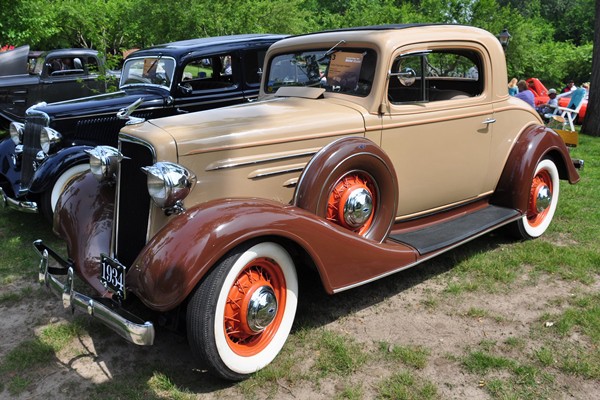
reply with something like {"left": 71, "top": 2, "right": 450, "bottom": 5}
{"left": 527, "top": 168, "right": 553, "bottom": 227}
{"left": 326, "top": 171, "right": 377, "bottom": 236}
{"left": 187, "top": 242, "right": 298, "bottom": 380}
{"left": 513, "top": 158, "right": 560, "bottom": 240}
{"left": 223, "top": 257, "right": 287, "bottom": 356}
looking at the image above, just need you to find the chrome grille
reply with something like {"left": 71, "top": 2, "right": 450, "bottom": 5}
{"left": 115, "top": 138, "right": 154, "bottom": 267}
{"left": 20, "top": 114, "right": 46, "bottom": 190}
{"left": 75, "top": 116, "right": 125, "bottom": 145}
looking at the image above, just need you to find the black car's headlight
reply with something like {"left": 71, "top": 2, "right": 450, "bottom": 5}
{"left": 85, "top": 146, "right": 123, "bottom": 182}
{"left": 142, "top": 162, "right": 196, "bottom": 209}
{"left": 9, "top": 122, "right": 24, "bottom": 145}
{"left": 39, "top": 127, "right": 62, "bottom": 154}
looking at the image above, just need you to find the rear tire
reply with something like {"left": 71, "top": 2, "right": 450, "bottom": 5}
{"left": 512, "top": 158, "right": 559, "bottom": 239}
{"left": 186, "top": 242, "right": 298, "bottom": 380}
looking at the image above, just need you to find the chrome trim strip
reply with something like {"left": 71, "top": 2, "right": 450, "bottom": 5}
{"left": 332, "top": 213, "right": 522, "bottom": 293}
{"left": 247, "top": 163, "right": 306, "bottom": 179}
{"left": 0, "top": 187, "right": 38, "bottom": 213}
{"left": 283, "top": 178, "right": 298, "bottom": 188}
{"left": 205, "top": 148, "right": 319, "bottom": 171}
{"left": 35, "top": 241, "right": 154, "bottom": 346}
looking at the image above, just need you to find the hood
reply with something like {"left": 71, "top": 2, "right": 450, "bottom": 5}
{"left": 31, "top": 87, "right": 168, "bottom": 119}
{"left": 143, "top": 95, "right": 367, "bottom": 156}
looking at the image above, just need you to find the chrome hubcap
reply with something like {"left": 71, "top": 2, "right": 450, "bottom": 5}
{"left": 343, "top": 188, "right": 373, "bottom": 228}
{"left": 247, "top": 286, "right": 278, "bottom": 333}
{"left": 536, "top": 185, "right": 552, "bottom": 213}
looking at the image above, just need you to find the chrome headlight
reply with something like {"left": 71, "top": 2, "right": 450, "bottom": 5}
{"left": 142, "top": 162, "right": 196, "bottom": 208}
{"left": 39, "top": 126, "right": 62, "bottom": 154}
{"left": 9, "top": 122, "right": 24, "bottom": 145}
{"left": 85, "top": 146, "right": 123, "bottom": 182}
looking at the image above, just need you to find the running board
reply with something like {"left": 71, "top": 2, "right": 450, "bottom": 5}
{"left": 388, "top": 205, "right": 521, "bottom": 255}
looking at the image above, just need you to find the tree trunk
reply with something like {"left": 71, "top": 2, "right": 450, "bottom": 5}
{"left": 581, "top": 0, "right": 600, "bottom": 136}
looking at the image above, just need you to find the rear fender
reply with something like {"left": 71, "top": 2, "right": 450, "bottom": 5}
{"left": 491, "top": 124, "right": 580, "bottom": 213}
{"left": 29, "top": 145, "right": 93, "bottom": 194}
{"left": 127, "top": 198, "right": 417, "bottom": 312}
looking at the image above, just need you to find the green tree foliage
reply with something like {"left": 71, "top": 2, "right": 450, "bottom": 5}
{"left": 0, "top": 0, "right": 593, "bottom": 92}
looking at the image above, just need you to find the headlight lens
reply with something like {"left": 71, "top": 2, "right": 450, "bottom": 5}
{"left": 39, "top": 127, "right": 62, "bottom": 154}
{"left": 142, "top": 162, "right": 196, "bottom": 208}
{"left": 9, "top": 122, "right": 24, "bottom": 145}
{"left": 85, "top": 146, "right": 123, "bottom": 182}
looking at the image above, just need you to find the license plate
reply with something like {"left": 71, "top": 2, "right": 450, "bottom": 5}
{"left": 100, "top": 254, "right": 126, "bottom": 300}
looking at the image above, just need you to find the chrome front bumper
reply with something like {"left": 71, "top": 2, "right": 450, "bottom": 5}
{"left": 0, "top": 187, "right": 38, "bottom": 213}
{"left": 34, "top": 240, "right": 155, "bottom": 346}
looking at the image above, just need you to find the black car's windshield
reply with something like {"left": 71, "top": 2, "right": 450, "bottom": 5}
{"left": 120, "top": 56, "right": 176, "bottom": 90}
{"left": 265, "top": 48, "right": 376, "bottom": 97}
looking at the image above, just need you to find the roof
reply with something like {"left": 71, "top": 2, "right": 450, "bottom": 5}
{"left": 128, "top": 34, "right": 287, "bottom": 59}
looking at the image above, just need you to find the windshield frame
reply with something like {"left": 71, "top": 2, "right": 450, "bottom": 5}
{"left": 119, "top": 55, "right": 177, "bottom": 91}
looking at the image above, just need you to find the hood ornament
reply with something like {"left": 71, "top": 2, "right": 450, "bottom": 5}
{"left": 117, "top": 98, "right": 145, "bottom": 125}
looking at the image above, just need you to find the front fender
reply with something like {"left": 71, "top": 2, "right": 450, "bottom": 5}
{"left": 0, "top": 138, "right": 20, "bottom": 196}
{"left": 54, "top": 170, "right": 113, "bottom": 297}
{"left": 29, "top": 145, "right": 93, "bottom": 194}
{"left": 491, "top": 124, "right": 580, "bottom": 213}
{"left": 127, "top": 198, "right": 417, "bottom": 312}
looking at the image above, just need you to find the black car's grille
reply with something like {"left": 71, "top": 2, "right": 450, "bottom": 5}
{"left": 115, "top": 139, "right": 154, "bottom": 267}
{"left": 20, "top": 115, "right": 46, "bottom": 190}
{"left": 75, "top": 116, "right": 125, "bottom": 145}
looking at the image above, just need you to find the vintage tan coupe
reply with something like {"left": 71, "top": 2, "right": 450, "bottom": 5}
{"left": 35, "top": 24, "right": 581, "bottom": 380}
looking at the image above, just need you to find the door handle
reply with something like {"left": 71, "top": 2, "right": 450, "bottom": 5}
{"left": 482, "top": 118, "right": 496, "bottom": 125}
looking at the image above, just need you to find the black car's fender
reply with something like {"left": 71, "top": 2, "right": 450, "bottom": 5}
{"left": 0, "top": 138, "right": 20, "bottom": 196}
{"left": 28, "top": 145, "right": 93, "bottom": 194}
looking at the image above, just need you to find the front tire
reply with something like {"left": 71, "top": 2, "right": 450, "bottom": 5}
{"left": 513, "top": 158, "right": 560, "bottom": 239}
{"left": 187, "top": 242, "right": 298, "bottom": 380}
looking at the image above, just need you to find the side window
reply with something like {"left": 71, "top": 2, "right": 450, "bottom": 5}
{"left": 86, "top": 57, "right": 100, "bottom": 74}
{"left": 180, "top": 54, "right": 237, "bottom": 92}
{"left": 388, "top": 49, "right": 482, "bottom": 104}
{"left": 48, "top": 57, "right": 86, "bottom": 76}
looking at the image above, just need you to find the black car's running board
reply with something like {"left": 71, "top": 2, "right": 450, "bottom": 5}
{"left": 388, "top": 205, "right": 521, "bottom": 255}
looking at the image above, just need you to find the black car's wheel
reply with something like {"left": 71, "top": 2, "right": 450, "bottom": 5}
{"left": 187, "top": 242, "right": 298, "bottom": 381}
{"left": 512, "top": 158, "right": 560, "bottom": 239}
{"left": 39, "top": 164, "right": 89, "bottom": 224}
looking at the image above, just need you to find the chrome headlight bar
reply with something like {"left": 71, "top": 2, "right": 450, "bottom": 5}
{"left": 85, "top": 146, "right": 124, "bottom": 182}
{"left": 141, "top": 162, "right": 196, "bottom": 212}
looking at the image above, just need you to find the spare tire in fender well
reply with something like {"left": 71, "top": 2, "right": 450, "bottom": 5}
{"left": 293, "top": 137, "right": 398, "bottom": 243}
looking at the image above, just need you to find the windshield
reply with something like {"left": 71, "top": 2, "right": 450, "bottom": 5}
{"left": 265, "top": 48, "right": 376, "bottom": 97}
{"left": 120, "top": 56, "right": 176, "bottom": 90}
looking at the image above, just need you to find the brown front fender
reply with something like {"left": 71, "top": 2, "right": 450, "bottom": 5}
{"left": 491, "top": 124, "right": 580, "bottom": 213}
{"left": 54, "top": 171, "right": 115, "bottom": 297}
{"left": 127, "top": 198, "right": 417, "bottom": 312}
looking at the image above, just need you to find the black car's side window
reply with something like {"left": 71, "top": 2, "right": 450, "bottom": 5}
{"left": 181, "top": 54, "right": 238, "bottom": 92}
{"left": 49, "top": 57, "right": 87, "bottom": 76}
{"left": 388, "top": 49, "right": 483, "bottom": 104}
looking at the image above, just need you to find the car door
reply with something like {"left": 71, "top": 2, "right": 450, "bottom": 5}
{"left": 380, "top": 44, "right": 495, "bottom": 218}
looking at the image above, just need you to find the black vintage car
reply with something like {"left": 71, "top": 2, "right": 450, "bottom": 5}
{"left": 0, "top": 34, "right": 285, "bottom": 221}
{"left": 0, "top": 45, "right": 115, "bottom": 125}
